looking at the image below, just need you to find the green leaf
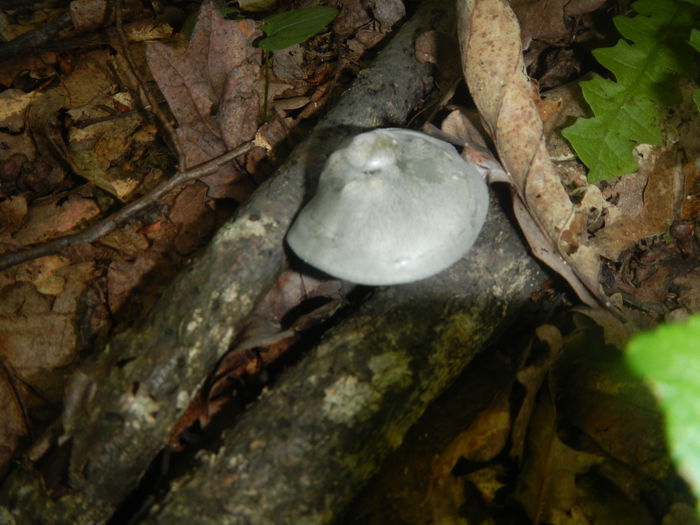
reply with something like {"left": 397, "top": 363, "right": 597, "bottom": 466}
{"left": 561, "top": 0, "right": 699, "bottom": 182}
{"left": 688, "top": 31, "right": 700, "bottom": 112}
{"left": 626, "top": 315, "right": 700, "bottom": 509}
{"left": 259, "top": 6, "right": 338, "bottom": 51}
{"left": 690, "top": 28, "right": 700, "bottom": 51}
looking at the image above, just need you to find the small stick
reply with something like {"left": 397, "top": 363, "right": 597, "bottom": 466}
{"left": 114, "top": 0, "right": 186, "bottom": 168}
{"left": 0, "top": 142, "right": 254, "bottom": 272}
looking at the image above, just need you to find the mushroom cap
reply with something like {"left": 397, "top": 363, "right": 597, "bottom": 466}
{"left": 286, "top": 128, "right": 489, "bottom": 285}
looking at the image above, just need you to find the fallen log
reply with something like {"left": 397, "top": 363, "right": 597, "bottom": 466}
{"left": 143, "top": 188, "right": 547, "bottom": 524}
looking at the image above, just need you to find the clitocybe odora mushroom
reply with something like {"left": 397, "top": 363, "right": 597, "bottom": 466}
{"left": 287, "top": 128, "right": 489, "bottom": 285}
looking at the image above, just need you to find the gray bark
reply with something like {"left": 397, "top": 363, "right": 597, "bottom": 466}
{"left": 143, "top": 189, "right": 546, "bottom": 525}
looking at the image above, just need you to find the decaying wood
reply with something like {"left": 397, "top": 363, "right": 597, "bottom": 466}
{"left": 143, "top": 189, "right": 547, "bottom": 525}
{"left": 0, "top": 1, "right": 462, "bottom": 523}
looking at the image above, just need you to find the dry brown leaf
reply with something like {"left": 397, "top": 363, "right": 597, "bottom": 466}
{"left": 515, "top": 379, "right": 601, "bottom": 523}
{"left": 369, "top": 0, "right": 406, "bottom": 31}
{"left": 240, "top": 269, "right": 352, "bottom": 341}
{"left": 553, "top": 323, "right": 670, "bottom": 482}
{"left": 569, "top": 307, "right": 632, "bottom": 348}
{"left": 673, "top": 268, "right": 700, "bottom": 312}
{"left": 59, "top": 49, "right": 115, "bottom": 108}
{"left": 0, "top": 361, "right": 28, "bottom": 479}
{"left": 272, "top": 45, "right": 306, "bottom": 84}
{"left": 0, "top": 134, "right": 36, "bottom": 166}
{"left": 0, "top": 89, "right": 41, "bottom": 133}
{"left": 66, "top": 112, "right": 148, "bottom": 200}
{"left": 0, "top": 51, "right": 58, "bottom": 88}
{"left": 69, "top": 0, "right": 108, "bottom": 32}
{"left": 48, "top": 48, "right": 159, "bottom": 200}
{"left": 510, "top": 0, "right": 604, "bottom": 46}
{"left": 0, "top": 195, "right": 28, "bottom": 236}
{"left": 98, "top": 223, "right": 151, "bottom": 258}
{"left": 333, "top": 0, "right": 372, "bottom": 36}
{"left": 431, "top": 389, "right": 511, "bottom": 477}
{"left": 458, "top": 0, "right": 606, "bottom": 308}
{"left": 106, "top": 255, "right": 157, "bottom": 314}
{"left": 511, "top": 324, "right": 562, "bottom": 460}
{"left": 0, "top": 293, "right": 78, "bottom": 375}
{"left": 238, "top": 0, "right": 276, "bottom": 11}
{"left": 168, "top": 181, "right": 216, "bottom": 254}
{"left": 680, "top": 160, "right": 700, "bottom": 221}
{"left": 8, "top": 187, "right": 101, "bottom": 247}
{"left": 120, "top": 20, "right": 174, "bottom": 42}
{"left": 7, "top": 46, "right": 156, "bottom": 200}
{"left": 589, "top": 146, "right": 680, "bottom": 261}
{"left": 105, "top": 220, "right": 179, "bottom": 314}
{"left": 146, "top": 0, "right": 262, "bottom": 199}
{"left": 440, "top": 109, "right": 488, "bottom": 149}
{"left": 415, "top": 30, "right": 462, "bottom": 84}
{"left": 510, "top": 0, "right": 572, "bottom": 46}
{"left": 511, "top": 0, "right": 604, "bottom": 85}
{"left": 14, "top": 255, "right": 68, "bottom": 296}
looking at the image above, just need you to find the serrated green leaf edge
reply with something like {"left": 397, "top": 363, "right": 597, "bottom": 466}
{"left": 562, "top": 0, "right": 699, "bottom": 182}
{"left": 627, "top": 314, "right": 700, "bottom": 511}
{"left": 259, "top": 6, "right": 338, "bottom": 51}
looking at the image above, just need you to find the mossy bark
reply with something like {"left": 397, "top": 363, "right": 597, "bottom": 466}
{"left": 143, "top": 188, "right": 546, "bottom": 524}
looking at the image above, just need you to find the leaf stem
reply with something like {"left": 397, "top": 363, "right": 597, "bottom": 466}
{"left": 262, "top": 50, "right": 270, "bottom": 123}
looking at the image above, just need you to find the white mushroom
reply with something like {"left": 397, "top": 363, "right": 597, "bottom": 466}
{"left": 286, "top": 128, "right": 489, "bottom": 285}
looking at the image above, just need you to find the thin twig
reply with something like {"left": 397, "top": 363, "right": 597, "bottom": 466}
{"left": 0, "top": 142, "right": 254, "bottom": 272}
{"left": 114, "top": 0, "right": 186, "bottom": 168}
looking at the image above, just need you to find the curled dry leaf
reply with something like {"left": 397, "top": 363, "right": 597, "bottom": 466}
{"left": 514, "top": 378, "right": 602, "bottom": 523}
{"left": 457, "top": 0, "right": 606, "bottom": 308}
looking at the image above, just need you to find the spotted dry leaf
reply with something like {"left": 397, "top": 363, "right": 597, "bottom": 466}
{"left": 457, "top": 0, "right": 605, "bottom": 308}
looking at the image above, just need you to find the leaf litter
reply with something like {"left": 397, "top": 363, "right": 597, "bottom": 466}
{"left": 0, "top": 0, "right": 698, "bottom": 522}
{"left": 0, "top": 0, "right": 405, "bottom": 489}
{"left": 146, "top": 2, "right": 262, "bottom": 199}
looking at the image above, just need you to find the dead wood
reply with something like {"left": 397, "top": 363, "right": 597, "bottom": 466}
{"left": 0, "top": 0, "right": 466, "bottom": 523}
{"left": 142, "top": 188, "right": 547, "bottom": 525}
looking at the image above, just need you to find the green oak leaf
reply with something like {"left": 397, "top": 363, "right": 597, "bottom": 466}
{"left": 627, "top": 315, "right": 700, "bottom": 510}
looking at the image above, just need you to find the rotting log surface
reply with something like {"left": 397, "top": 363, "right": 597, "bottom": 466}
{"left": 143, "top": 189, "right": 547, "bottom": 525}
{"left": 0, "top": 1, "right": 458, "bottom": 523}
